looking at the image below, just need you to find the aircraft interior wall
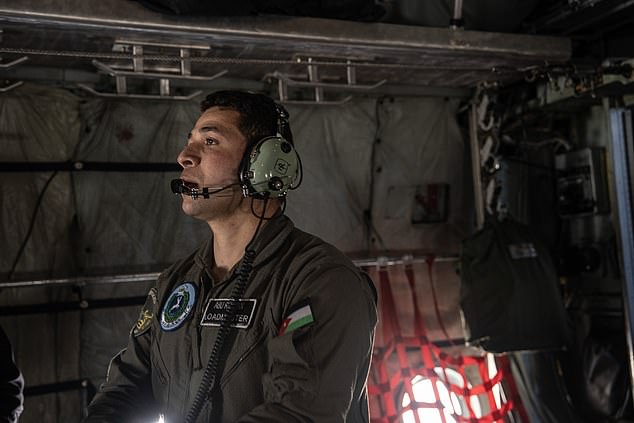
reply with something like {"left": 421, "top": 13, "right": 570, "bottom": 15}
{"left": 0, "top": 83, "right": 470, "bottom": 422}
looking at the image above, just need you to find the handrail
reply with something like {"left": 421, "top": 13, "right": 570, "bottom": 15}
{"left": 271, "top": 71, "right": 386, "bottom": 91}
{"left": 279, "top": 96, "right": 353, "bottom": 106}
{"left": 91, "top": 59, "right": 228, "bottom": 81}
{"left": 77, "top": 83, "right": 202, "bottom": 100}
{"left": 0, "top": 80, "right": 22, "bottom": 92}
{"left": 0, "top": 55, "right": 28, "bottom": 68}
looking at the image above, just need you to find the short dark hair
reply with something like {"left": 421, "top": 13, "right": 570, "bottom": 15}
{"left": 200, "top": 91, "right": 293, "bottom": 146}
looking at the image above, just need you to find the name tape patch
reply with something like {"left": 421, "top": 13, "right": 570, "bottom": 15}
{"left": 508, "top": 243, "right": 538, "bottom": 259}
{"left": 201, "top": 298, "right": 257, "bottom": 329}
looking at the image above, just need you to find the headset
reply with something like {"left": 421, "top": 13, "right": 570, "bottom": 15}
{"left": 238, "top": 104, "right": 302, "bottom": 199}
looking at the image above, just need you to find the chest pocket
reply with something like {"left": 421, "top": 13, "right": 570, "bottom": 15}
{"left": 151, "top": 345, "right": 171, "bottom": 407}
{"left": 219, "top": 310, "right": 273, "bottom": 386}
{"left": 152, "top": 315, "right": 197, "bottom": 419}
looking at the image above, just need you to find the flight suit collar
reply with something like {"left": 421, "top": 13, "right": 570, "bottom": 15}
{"left": 193, "top": 215, "right": 295, "bottom": 285}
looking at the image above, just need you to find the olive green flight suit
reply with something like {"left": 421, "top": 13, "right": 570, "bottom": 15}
{"left": 84, "top": 215, "right": 378, "bottom": 422}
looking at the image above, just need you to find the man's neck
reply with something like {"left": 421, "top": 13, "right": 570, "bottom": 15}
{"left": 206, "top": 199, "right": 282, "bottom": 281}
{"left": 208, "top": 213, "right": 261, "bottom": 281}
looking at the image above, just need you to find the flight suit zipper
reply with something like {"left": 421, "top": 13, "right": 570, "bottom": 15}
{"left": 220, "top": 329, "right": 269, "bottom": 386}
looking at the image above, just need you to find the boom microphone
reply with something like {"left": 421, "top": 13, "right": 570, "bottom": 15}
{"left": 170, "top": 179, "right": 238, "bottom": 200}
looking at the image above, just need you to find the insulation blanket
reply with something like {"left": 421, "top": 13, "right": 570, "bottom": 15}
{"left": 0, "top": 86, "right": 470, "bottom": 414}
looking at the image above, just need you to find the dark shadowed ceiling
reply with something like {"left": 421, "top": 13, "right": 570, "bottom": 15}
{"left": 0, "top": 0, "right": 631, "bottom": 101}
{"left": 0, "top": 0, "right": 577, "bottom": 101}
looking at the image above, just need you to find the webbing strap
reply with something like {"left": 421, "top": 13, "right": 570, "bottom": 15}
{"left": 424, "top": 256, "right": 454, "bottom": 343}
{"left": 496, "top": 355, "right": 530, "bottom": 423}
{"left": 378, "top": 266, "right": 402, "bottom": 342}
{"left": 403, "top": 264, "right": 446, "bottom": 423}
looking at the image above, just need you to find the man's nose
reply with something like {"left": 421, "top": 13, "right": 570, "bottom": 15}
{"left": 177, "top": 144, "right": 200, "bottom": 168}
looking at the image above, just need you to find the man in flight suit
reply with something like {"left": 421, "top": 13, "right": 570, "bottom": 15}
{"left": 0, "top": 325, "right": 23, "bottom": 423}
{"left": 83, "top": 91, "right": 378, "bottom": 422}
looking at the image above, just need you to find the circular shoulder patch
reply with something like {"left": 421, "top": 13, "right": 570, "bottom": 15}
{"left": 160, "top": 282, "right": 197, "bottom": 331}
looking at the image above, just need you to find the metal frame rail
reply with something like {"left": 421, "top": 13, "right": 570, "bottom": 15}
{"left": 604, "top": 101, "right": 634, "bottom": 406}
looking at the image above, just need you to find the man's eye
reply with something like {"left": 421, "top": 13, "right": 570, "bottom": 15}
{"left": 205, "top": 138, "right": 217, "bottom": 145}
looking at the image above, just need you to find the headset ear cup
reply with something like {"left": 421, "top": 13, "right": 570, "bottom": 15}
{"left": 240, "top": 136, "right": 299, "bottom": 198}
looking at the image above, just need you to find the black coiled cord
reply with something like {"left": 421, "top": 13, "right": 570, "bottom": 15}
{"left": 184, "top": 196, "right": 270, "bottom": 423}
{"left": 184, "top": 248, "right": 256, "bottom": 423}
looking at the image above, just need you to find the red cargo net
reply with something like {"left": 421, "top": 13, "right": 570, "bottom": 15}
{"left": 366, "top": 261, "right": 527, "bottom": 423}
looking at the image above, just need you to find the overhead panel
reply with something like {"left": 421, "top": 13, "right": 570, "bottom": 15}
{"left": 0, "top": 0, "right": 571, "bottom": 99}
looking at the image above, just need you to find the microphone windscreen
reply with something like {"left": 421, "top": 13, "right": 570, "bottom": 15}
{"left": 171, "top": 179, "right": 185, "bottom": 194}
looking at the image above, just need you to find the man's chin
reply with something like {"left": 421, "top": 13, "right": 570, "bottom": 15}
{"left": 181, "top": 201, "right": 218, "bottom": 223}
{"left": 180, "top": 200, "right": 201, "bottom": 218}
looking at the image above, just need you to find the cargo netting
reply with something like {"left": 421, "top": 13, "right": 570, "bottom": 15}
{"left": 366, "top": 263, "right": 527, "bottom": 423}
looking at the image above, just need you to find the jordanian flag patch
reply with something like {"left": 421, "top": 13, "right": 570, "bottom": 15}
{"left": 279, "top": 301, "right": 314, "bottom": 336}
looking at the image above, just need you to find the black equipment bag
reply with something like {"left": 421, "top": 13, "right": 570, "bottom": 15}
{"left": 460, "top": 217, "right": 569, "bottom": 353}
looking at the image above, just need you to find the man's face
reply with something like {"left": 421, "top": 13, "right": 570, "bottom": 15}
{"left": 177, "top": 106, "right": 248, "bottom": 222}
